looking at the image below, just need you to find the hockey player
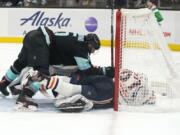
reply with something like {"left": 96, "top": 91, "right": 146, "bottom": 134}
{"left": 0, "top": 26, "right": 114, "bottom": 96}
{"left": 13, "top": 67, "right": 114, "bottom": 112}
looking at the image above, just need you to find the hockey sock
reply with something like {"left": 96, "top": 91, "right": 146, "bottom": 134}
{"left": 5, "top": 66, "right": 19, "bottom": 82}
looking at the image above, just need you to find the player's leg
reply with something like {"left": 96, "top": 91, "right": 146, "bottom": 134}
{"left": 0, "top": 31, "right": 38, "bottom": 96}
{"left": 81, "top": 75, "right": 114, "bottom": 109}
{"left": 25, "top": 31, "right": 50, "bottom": 75}
{"left": 14, "top": 68, "right": 44, "bottom": 111}
{"left": 0, "top": 47, "right": 27, "bottom": 96}
{"left": 1, "top": 30, "right": 50, "bottom": 96}
{"left": 41, "top": 76, "right": 92, "bottom": 112}
{"left": 55, "top": 75, "right": 114, "bottom": 112}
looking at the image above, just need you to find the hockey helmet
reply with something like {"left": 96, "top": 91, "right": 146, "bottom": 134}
{"left": 86, "top": 33, "right": 101, "bottom": 51}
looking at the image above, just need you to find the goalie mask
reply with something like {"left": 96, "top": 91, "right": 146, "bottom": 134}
{"left": 119, "top": 69, "right": 155, "bottom": 106}
{"left": 85, "top": 33, "right": 100, "bottom": 53}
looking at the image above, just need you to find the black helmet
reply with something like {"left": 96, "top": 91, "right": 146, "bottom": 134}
{"left": 86, "top": 33, "right": 100, "bottom": 50}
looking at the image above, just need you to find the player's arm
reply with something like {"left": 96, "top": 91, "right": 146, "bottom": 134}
{"left": 73, "top": 48, "right": 114, "bottom": 77}
{"left": 78, "top": 66, "right": 114, "bottom": 78}
{"left": 74, "top": 55, "right": 114, "bottom": 77}
{"left": 146, "top": 1, "right": 163, "bottom": 23}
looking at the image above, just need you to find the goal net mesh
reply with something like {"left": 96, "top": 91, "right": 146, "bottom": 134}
{"left": 114, "top": 8, "right": 180, "bottom": 112}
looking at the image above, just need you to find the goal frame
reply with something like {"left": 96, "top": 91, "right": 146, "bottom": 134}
{"left": 113, "top": 8, "right": 180, "bottom": 112}
{"left": 114, "top": 10, "right": 121, "bottom": 111}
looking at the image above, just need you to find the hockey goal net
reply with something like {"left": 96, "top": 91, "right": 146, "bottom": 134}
{"left": 114, "top": 8, "right": 180, "bottom": 112}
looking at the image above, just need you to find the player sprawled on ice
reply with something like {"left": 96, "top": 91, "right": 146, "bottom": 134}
{"left": 10, "top": 67, "right": 114, "bottom": 112}
{"left": 8, "top": 67, "right": 154, "bottom": 112}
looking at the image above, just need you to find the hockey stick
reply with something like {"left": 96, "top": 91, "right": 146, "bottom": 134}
{"left": 111, "top": 0, "right": 115, "bottom": 67}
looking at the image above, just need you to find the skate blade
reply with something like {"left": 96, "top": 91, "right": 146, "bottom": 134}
{"left": 58, "top": 104, "right": 84, "bottom": 112}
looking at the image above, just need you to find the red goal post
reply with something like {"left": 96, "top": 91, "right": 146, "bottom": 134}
{"left": 114, "top": 10, "right": 121, "bottom": 111}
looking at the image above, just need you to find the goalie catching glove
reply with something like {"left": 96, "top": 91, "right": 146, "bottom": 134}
{"left": 119, "top": 69, "right": 156, "bottom": 106}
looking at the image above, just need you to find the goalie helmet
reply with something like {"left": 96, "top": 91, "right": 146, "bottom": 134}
{"left": 119, "top": 69, "right": 155, "bottom": 106}
{"left": 85, "top": 33, "right": 100, "bottom": 51}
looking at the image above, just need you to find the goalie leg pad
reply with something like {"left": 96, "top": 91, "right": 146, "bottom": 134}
{"left": 58, "top": 102, "right": 85, "bottom": 113}
{"left": 55, "top": 94, "right": 93, "bottom": 112}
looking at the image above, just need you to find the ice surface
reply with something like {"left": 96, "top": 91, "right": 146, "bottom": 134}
{"left": 0, "top": 43, "right": 180, "bottom": 135}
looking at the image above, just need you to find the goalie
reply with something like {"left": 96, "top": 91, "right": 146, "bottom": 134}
{"left": 12, "top": 67, "right": 155, "bottom": 112}
{"left": 13, "top": 67, "right": 114, "bottom": 112}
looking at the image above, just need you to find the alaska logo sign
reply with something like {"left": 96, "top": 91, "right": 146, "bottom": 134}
{"left": 20, "top": 11, "right": 71, "bottom": 29}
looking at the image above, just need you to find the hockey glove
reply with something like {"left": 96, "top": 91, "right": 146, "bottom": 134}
{"left": 76, "top": 66, "right": 114, "bottom": 78}
{"left": 103, "top": 66, "right": 114, "bottom": 78}
{"left": 21, "top": 68, "right": 49, "bottom": 87}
